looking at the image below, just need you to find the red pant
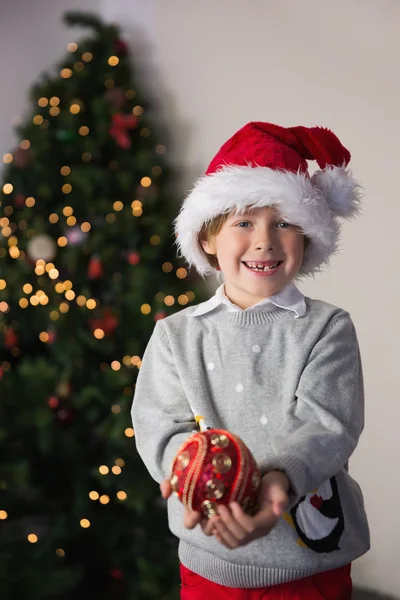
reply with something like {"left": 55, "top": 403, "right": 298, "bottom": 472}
{"left": 180, "top": 563, "right": 352, "bottom": 600}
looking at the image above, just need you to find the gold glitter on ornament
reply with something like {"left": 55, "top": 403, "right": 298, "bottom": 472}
{"left": 176, "top": 451, "right": 190, "bottom": 470}
{"left": 170, "top": 474, "right": 179, "bottom": 492}
{"left": 212, "top": 453, "right": 232, "bottom": 474}
{"left": 205, "top": 478, "right": 225, "bottom": 500}
{"left": 210, "top": 433, "right": 229, "bottom": 448}
{"left": 201, "top": 500, "right": 218, "bottom": 518}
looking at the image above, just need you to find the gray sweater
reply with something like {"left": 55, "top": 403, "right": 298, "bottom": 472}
{"left": 131, "top": 298, "right": 370, "bottom": 588}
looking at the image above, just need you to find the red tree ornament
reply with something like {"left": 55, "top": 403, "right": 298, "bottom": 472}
{"left": 109, "top": 113, "right": 137, "bottom": 149}
{"left": 48, "top": 396, "right": 59, "bottom": 409}
{"left": 88, "top": 255, "right": 103, "bottom": 279}
{"left": 4, "top": 327, "right": 18, "bottom": 349}
{"left": 128, "top": 251, "right": 140, "bottom": 265}
{"left": 115, "top": 39, "right": 128, "bottom": 56}
{"left": 14, "top": 194, "right": 26, "bottom": 208}
{"left": 89, "top": 308, "right": 118, "bottom": 337}
{"left": 170, "top": 429, "right": 260, "bottom": 518}
{"left": 154, "top": 311, "right": 167, "bottom": 321}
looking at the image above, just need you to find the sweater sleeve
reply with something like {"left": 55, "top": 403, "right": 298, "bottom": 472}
{"left": 131, "top": 321, "right": 196, "bottom": 484}
{"left": 261, "top": 313, "right": 364, "bottom": 504}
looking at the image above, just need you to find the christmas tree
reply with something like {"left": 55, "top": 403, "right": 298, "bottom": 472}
{"left": 0, "top": 12, "right": 204, "bottom": 599}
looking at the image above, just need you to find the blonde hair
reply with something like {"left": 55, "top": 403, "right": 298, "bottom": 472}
{"left": 198, "top": 209, "right": 309, "bottom": 271}
{"left": 198, "top": 213, "right": 229, "bottom": 269}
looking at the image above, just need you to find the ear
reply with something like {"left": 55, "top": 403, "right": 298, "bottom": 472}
{"left": 200, "top": 238, "right": 216, "bottom": 256}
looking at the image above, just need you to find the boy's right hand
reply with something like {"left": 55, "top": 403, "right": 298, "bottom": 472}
{"left": 160, "top": 478, "right": 202, "bottom": 529}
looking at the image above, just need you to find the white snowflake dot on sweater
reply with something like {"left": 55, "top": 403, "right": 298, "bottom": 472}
{"left": 260, "top": 415, "right": 268, "bottom": 425}
{"left": 235, "top": 383, "right": 244, "bottom": 393}
{"left": 207, "top": 362, "right": 215, "bottom": 371}
{"left": 252, "top": 345, "right": 261, "bottom": 353}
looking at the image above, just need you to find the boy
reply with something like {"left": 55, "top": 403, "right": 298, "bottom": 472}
{"left": 131, "top": 122, "right": 370, "bottom": 599}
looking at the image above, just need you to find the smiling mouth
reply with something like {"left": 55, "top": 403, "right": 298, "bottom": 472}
{"left": 242, "top": 261, "right": 283, "bottom": 272}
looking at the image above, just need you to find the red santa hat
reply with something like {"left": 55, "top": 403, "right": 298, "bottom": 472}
{"left": 174, "top": 121, "right": 361, "bottom": 276}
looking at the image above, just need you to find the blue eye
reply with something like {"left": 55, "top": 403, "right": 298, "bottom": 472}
{"left": 276, "top": 222, "right": 291, "bottom": 229}
{"left": 236, "top": 221, "right": 251, "bottom": 228}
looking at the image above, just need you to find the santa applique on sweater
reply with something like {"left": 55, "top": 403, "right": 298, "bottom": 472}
{"left": 284, "top": 476, "right": 345, "bottom": 553}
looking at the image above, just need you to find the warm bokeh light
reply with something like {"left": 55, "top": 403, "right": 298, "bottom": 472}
{"left": 80, "top": 519, "right": 90, "bottom": 528}
{"left": 140, "top": 304, "right": 151, "bottom": 315}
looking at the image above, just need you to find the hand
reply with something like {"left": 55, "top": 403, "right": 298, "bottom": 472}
{"left": 160, "top": 478, "right": 202, "bottom": 529}
{"left": 201, "top": 470, "right": 289, "bottom": 549}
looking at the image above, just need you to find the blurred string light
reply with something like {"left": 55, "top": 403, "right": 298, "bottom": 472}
{"left": 28, "top": 534, "right": 38, "bottom": 543}
{"left": 60, "top": 68, "right": 72, "bottom": 79}
{"left": 108, "top": 56, "right": 119, "bottom": 66}
{"left": 2, "top": 153, "right": 13, "bottom": 164}
{"left": 80, "top": 519, "right": 90, "bottom": 528}
{"left": 67, "top": 42, "right": 78, "bottom": 52}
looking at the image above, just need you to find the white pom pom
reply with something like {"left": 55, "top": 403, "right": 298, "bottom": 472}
{"left": 311, "top": 165, "right": 362, "bottom": 218}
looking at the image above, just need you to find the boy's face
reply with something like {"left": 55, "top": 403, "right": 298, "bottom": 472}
{"left": 201, "top": 206, "right": 304, "bottom": 309}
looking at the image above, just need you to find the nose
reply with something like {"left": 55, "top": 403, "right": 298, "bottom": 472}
{"left": 254, "top": 228, "right": 276, "bottom": 251}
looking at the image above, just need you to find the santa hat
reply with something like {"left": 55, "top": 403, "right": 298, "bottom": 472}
{"left": 174, "top": 121, "right": 362, "bottom": 277}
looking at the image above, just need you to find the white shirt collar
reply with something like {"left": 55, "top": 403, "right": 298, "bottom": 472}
{"left": 190, "top": 282, "right": 306, "bottom": 318}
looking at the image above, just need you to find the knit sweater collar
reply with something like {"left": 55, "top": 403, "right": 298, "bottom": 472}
{"left": 200, "top": 304, "right": 292, "bottom": 326}
{"left": 190, "top": 282, "right": 306, "bottom": 319}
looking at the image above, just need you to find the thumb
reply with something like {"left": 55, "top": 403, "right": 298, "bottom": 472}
{"left": 184, "top": 507, "right": 202, "bottom": 529}
{"left": 269, "top": 483, "right": 289, "bottom": 517}
{"left": 160, "top": 479, "right": 173, "bottom": 499}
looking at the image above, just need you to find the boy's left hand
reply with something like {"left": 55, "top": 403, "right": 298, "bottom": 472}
{"left": 202, "top": 470, "right": 289, "bottom": 549}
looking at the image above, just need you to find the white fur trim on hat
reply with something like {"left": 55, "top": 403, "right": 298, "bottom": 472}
{"left": 174, "top": 165, "right": 360, "bottom": 277}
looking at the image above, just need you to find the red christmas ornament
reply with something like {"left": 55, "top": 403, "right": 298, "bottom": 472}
{"left": 4, "top": 327, "right": 18, "bottom": 349}
{"left": 48, "top": 396, "right": 59, "bottom": 409}
{"left": 56, "top": 408, "right": 75, "bottom": 425}
{"left": 170, "top": 429, "right": 260, "bottom": 518}
{"left": 109, "top": 113, "right": 138, "bottom": 149}
{"left": 14, "top": 147, "right": 31, "bottom": 168}
{"left": 110, "top": 568, "right": 123, "bottom": 579}
{"left": 128, "top": 251, "right": 140, "bottom": 265}
{"left": 14, "top": 194, "right": 25, "bottom": 208}
{"left": 154, "top": 311, "right": 167, "bottom": 321}
{"left": 89, "top": 308, "right": 118, "bottom": 336}
{"left": 88, "top": 255, "right": 103, "bottom": 279}
{"left": 115, "top": 39, "right": 128, "bottom": 56}
{"left": 47, "top": 330, "right": 56, "bottom": 344}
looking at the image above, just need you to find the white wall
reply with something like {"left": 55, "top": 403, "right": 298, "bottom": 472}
{"left": 1, "top": 0, "right": 399, "bottom": 595}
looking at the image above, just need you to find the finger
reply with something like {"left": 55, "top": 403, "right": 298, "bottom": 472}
{"left": 160, "top": 479, "right": 173, "bottom": 499}
{"left": 229, "top": 502, "right": 257, "bottom": 535}
{"left": 183, "top": 508, "right": 202, "bottom": 529}
{"left": 218, "top": 504, "right": 248, "bottom": 542}
{"left": 213, "top": 529, "right": 231, "bottom": 549}
{"left": 201, "top": 516, "right": 220, "bottom": 536}
{"left": 214, "top": 518, "right": 240, "bottom": 549}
